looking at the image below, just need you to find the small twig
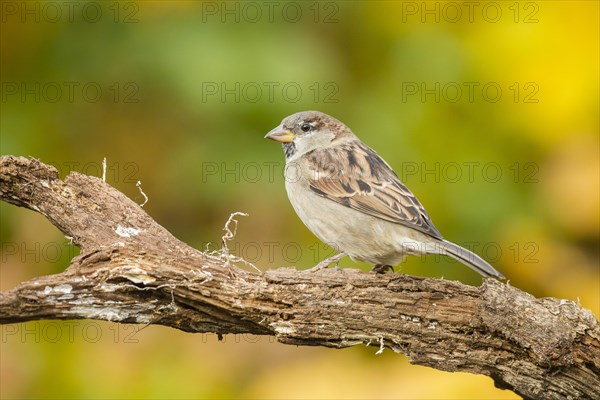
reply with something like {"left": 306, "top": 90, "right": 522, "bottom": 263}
{"left": 203, "top": 212, "right": 261, "bottom": 273}
{"left": 375, "top": 337, "right": 385, "bottom": 355}
{"left": 136, "top": 181, "right": 148, "bottom": 207}
{"left": 221, "top": 211, "right": 248, "bottom": 252}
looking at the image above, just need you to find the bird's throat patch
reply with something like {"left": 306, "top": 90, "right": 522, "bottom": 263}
{"left": 283, "top": 142, "right": 296, "bottom": 159}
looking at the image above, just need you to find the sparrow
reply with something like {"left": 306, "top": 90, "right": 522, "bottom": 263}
{"left": 265, "top": 111, "right": 505, "bottom": 279}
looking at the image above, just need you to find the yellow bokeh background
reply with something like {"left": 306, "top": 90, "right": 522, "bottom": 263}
{"left": 1, "top": 1, "right": 598, "bottom": 399}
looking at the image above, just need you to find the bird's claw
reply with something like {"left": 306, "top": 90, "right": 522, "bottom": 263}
{"left": 306, "top": 252, "right": 346, "bottom": 272}
{"left": 371, "top": 264, "right": 394, "bottom": 274}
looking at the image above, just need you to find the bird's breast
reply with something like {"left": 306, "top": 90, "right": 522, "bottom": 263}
{"left": 284, "top": 179, "right": 430, "bottom": 265}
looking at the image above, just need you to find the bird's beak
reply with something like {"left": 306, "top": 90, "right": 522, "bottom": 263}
{"left": 265, "top": 124, "right": 296, "bottom": 143}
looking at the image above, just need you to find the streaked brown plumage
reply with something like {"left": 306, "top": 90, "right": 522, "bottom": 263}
{"left": 265, "top": 111, "right": 505, "bottom": 279}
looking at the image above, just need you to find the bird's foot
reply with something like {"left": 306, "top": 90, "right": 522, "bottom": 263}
{"left": 306, "top": 252, "right": 346, "bottom": 272}
{"left": 371, "top": 264, "right": 394, "bottom": 274}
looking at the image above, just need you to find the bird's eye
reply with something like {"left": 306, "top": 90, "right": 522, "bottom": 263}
{"left": 300, "top": 123, "right": 311, "bottom": 132}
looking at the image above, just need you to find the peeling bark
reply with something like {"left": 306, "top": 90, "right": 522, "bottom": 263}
{"left": 0, "top": 155, "right": 598, "bottom": 400}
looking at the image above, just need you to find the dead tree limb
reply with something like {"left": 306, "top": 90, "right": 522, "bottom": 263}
{"left": 0, "top": 155, "right": 598, "bottom": 400}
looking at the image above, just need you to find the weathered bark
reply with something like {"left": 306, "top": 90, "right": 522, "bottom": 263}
{"left": 0, "top": 155, "right": 598, "bottom": 400}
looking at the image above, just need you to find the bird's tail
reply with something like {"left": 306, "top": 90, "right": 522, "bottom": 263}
{"left": 438, "top": 239, "right": 505, "bottom": 279}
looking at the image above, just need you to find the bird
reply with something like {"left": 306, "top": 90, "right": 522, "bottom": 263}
{"left": 264, "top": 111, "right": 505, "bottom": 280}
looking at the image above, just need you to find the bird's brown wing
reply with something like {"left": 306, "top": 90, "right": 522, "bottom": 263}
{"left": 305, "top": 141, "right": 443, "bottom": 239}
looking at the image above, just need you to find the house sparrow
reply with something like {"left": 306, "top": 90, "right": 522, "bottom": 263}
{"left": 265, "top": 111, "right": 505, "bottom": 279}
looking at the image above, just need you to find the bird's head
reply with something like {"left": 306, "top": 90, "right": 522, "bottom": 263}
{"left": 265, "top": 111, "right": 355, "bottom": 159}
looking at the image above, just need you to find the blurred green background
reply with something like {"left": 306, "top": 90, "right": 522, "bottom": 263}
{"left": 1, "top": 1, "right": 598, "bottom": 399}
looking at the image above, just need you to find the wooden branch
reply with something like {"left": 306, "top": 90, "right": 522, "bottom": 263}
{"left": 1, "top": 155, "right": 598, "bottom": 400}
